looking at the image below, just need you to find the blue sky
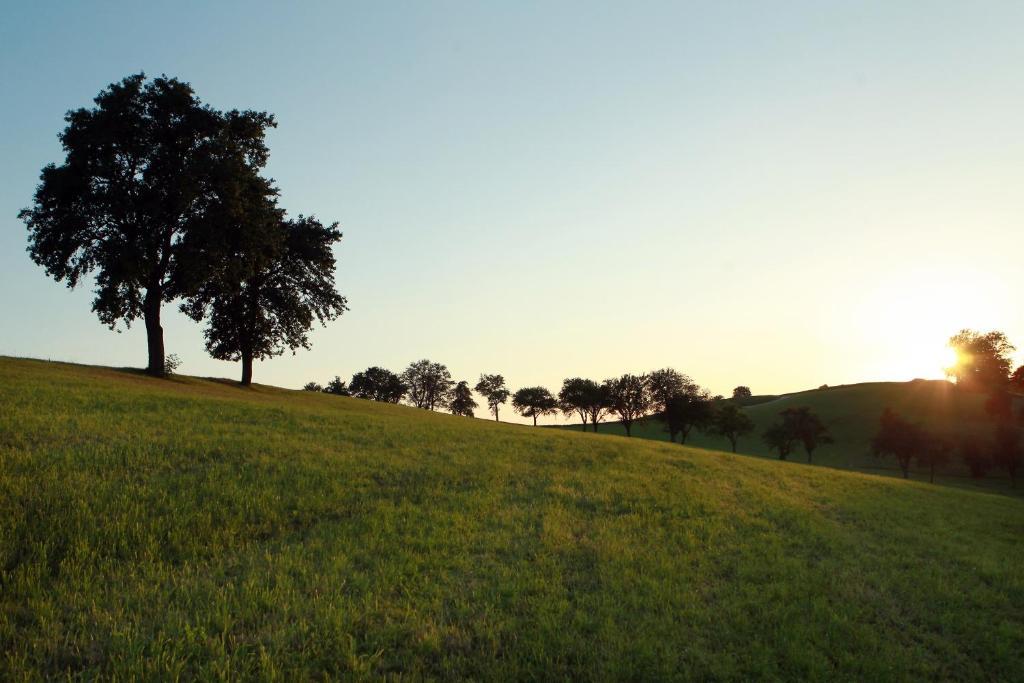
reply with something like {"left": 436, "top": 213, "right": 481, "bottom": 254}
{"left": 2, "top": 1, "right": 1022, "bottom": 421}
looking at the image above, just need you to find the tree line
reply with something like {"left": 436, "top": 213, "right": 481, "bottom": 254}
{"left": 20, "top": 74, "right": 346, "bottom": 384}
{"left": 870, "top": 329, "right": 1024, "bottom": 487}
{"left": 304, "top": 364, "right": 767, "bottom": 450}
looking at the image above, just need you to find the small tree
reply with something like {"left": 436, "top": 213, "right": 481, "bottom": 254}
{"left": 475, "top": 374, "right": 511, "bottom": 422}
{"left": 708, "top": 403, "right": 754, "bottom": 453}
{"left": 603, "top": 374, "right": 652, "bottom": 437}
{"left": 659, "top": 389, "right": 713, "bottom": 443}
{"left": 350, "top": 367, "right": 407, "bottom": 403}
{"left": 449, "top": 381, "right": 478, "bottom": 417}
{"left": 960, "top": 436, "right": 991, "bottom": 479}
{"left": 871, "top": 407, "right": 923, "bottom": 478}
{"left": 918, "top": 432, "right": 952, "bottom": 484}
{"left": 732, "top": 386, "right": 752, "bottom": 399}
{"left": 992, "top": 423, "right": 1022, "bottom": 488}
{"left": 402, "top": 360, "right": 454, "bottom": 410}
{"left": 558, "top": 378, "right": 593, "bottom": 431}
{"left": 323, "top": 376, "right": 350, "bottom": 396}
{"left": 762, "top": 422, "right": 798, "bottom": 460}
{"left": 303, "top": 381, "right": 323, "bottom": 392}
{"left": 512, "top": 386, "right": 559, "bottom": 426}
{"left": 781, "top": 407, "right": 833, "bottom": 464}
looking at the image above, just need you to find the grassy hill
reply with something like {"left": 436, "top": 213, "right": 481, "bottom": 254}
{"left": 563, "top": 381, "right": 1014, "bottom": 489}
{"left": 1, "top": 357, "right": 1022, "bottom": 679}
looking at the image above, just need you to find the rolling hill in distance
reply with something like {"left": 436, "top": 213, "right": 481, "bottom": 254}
{"left": 557, "top": 380, "right": 1019, "bottom": 492}
{"left": 1, "top": 356, "right": 1021, "bottom": 679}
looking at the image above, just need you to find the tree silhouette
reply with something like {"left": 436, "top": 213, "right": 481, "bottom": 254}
{"left": 659, "top": 389, "right": 713, "bottom": 443}
{"left": 762, "top": 422, "right": 798, "bottom": 460}
{"left": 604, "top": 374, "right": 651, "bottom": 437}
{"left": 732, "top": 386, "right": 752, "bottom": 399}
{"left": 475, "top": 374, "right": 511, "bottom": 422}
{"left": 708, "top": 403, "right": 754, "bottom": 452}
{"left": 918, "top": 432, "right": 952, "bottom": 484}
{"left": 992, "top": 423, "right": 1022, "bottom": 488}
{"left": 781, "top": 407, "right": 833, "bottom": 463}
{"left": 402, "top": 360, "right": 453, "bottom": 410}
{"left": 960, "top": 436, "right": 991, "bottom": 479}
{"left": 181, "top": 214, "right": 346, "bottom": 385}
{"left": 558, "top": 378, "right": 596, "bottom": 431}
{"left": 349, "top": 367, "right": 407, "bottom": 403}
{"left": 871, "top": 407, "right": 923, "bottom": 478}
{"left": 946, "top": 329, "right": 1015, "bottom": 392}
{"left": 647, "top": 368, "right": 694, "bottom": 413}
{"left": 20, "top": 73, "right": 274, "bottom": 376}
{"left": 448, "top": 381, "right": 478, "bottom": 417}
{"left": 512, "top": 386, "right": 558, "bottom": 426}
{"left": 323, "top": 376, "right": 350, "bottom": 396}
{"left": 302, "top": 382, "right": 323, "bottom": 392}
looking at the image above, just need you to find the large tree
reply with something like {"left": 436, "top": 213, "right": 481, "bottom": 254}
{"left": 181, "top": 213, "right": 347, "bottom": 385}
{"left": 350, "top": 366, "right": 407, "bottom": 403}
{"left": 448, "top": 381, "right": 478, "bottom": 417}
{"left": 402, "top": 360, "right": 453, "bottom": 410}
{"left": 762, "top": 422, "right": 799, "bottom": 460}
{"left": 512, "top": 386, "right": 558, "bottom": 426}
{"left": 20, "top": 73, "right": 274, "bottom": 376}
{"left": 946, "top": 329, "right": 1015, "bottom": 392}
{"left": 604, "top": 374, "right": 652, "bottom": 437}
{"left": 475, "top": 374, "right": 511, "bottom": 422}
{"left": 647, "top": 368, "right": 694, "bottom": 413}
{"left": 708, "top": 403, "right": 754, "bottom": 453}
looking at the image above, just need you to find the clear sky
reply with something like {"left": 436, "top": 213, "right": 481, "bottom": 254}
{"left": 2, "top": 1, "right": 1022, "bottom": 423}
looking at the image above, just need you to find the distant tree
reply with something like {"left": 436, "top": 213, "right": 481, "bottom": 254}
{"left": 871, "top": 408, "right": 923, "bottom": 478}
{"left": 762, "top": 422, "right": 798, "bottom": 460}
{"left": 708, "top": 403, "right": 754, "bottom": 453}
{"left": 960, "top": 437, "right": 991, "bottom": 479}
{"left": 946, "top": 329, "right": 1015, "bottom": 391}
{"left": 992, "top": 423, "right": 1022, "bottom": 488}
{"left": 558, "top": 378, "right": 592, "bottom": 431}
{"left": 303, "top": 381, "right": 323, "bottom": 392}
{"left": 323, "top": 376, "right": 350, "bottom": 396}
{"left": 659, "top": 389, "right": 714, "bottom": 443}
{"left": 448, "top": 381, "right": 477, "bottom": 417}
{"left": 512, "top": 386, "right": 558, "bottom": 426}
{"left": 818, "top": 384, "right": 829, "bottom": 390}
{"left": 349, "top": 367, "right": 407, "bottom": 403}
{"left": 20, "top": 73, "right": 275, "bottom": 376}
{"left": 917, "top": 431, "right": 952, "bottom": 484}
{"left": 181, "top": 213, "right": 347, "bottom": 385}
{"left": 583, "top": 382, "right": 613, "bottom": 432}
{"left": 604, "top": 374, "right": 652, "bottom": 437}
{"left": 732, "top": 386, "right": 752, "bottom": 399}
{"left": 475, "top": 374, "right": 511, "bottom": 422}
{"left": 401, "top": 360, "right": 454, "bottom": 410}
{"left": 781, "top": 407, "right": 833, "bottom": 464}
{"left": 648, "top": 368, "right": 694, "bottom": 412}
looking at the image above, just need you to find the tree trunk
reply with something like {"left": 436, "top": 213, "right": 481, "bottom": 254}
{"left": 240, "top": 350, "right": 254, "bottom": 386}
{"left": 730, "top": 438, "right": 737, "bottom": 453}
{"left": 533, "top": 414, "right": 537, "bottom": 426}
{"left": 143, "top": 287, "right": 165, "bottom": 376}
{"left": 580, "top": 419, "right": 587, "bottom": 432}
{"left": 624, "top": 421, "right": 632, "bottom": 437}
{"left": 929, "top": 462, "right": 935, "bottom": 484}
{"left": 593, "top": 422, "right": 599, "bottom": 433}
{"left": 494, "top": 408, "right": 499, "bottom": 422}
{"left": 807, "top": 449, "right": 814, "bottom": 464}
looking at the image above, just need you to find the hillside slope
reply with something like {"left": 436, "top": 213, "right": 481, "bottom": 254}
{"left": 570, "top": 381, "right": 1007, "bottom": 485}
{"left": 1, "top": 357, "right": 1022, "bottom": 679}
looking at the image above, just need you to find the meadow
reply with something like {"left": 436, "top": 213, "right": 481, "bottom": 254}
{"left": 1, "top": 357, "right": 1022, "bottom": 679}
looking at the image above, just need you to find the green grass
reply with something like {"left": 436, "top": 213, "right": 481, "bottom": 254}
{"left": 1, "top": 357, "right": 1022, "bottom": 680}
{"left": 563, "top": 381, "right": 1019, "bottom": 493}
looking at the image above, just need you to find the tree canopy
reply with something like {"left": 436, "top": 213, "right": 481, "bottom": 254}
{"left": 475, "top": 374, "right": 511, "bottom": 422}
{"left": 946, "top": 329, "right": 1015, "bottom": 392}
{"left": 448, "top": 381, "right": 477, "bottom": 417}
{"left": 350, "top": 366, "right": 407, "bottom": 403}
{"left": 708, "top": 403, "right": 754, "bottom": 453}
{"left": 604, "top": 374, "right": 652, "bottom": 437}
{"left": 402, "top": 360, "right": 453, "bottom": 410}
{"left": 511, "top": 386, "right": 558, "bottom": 426}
